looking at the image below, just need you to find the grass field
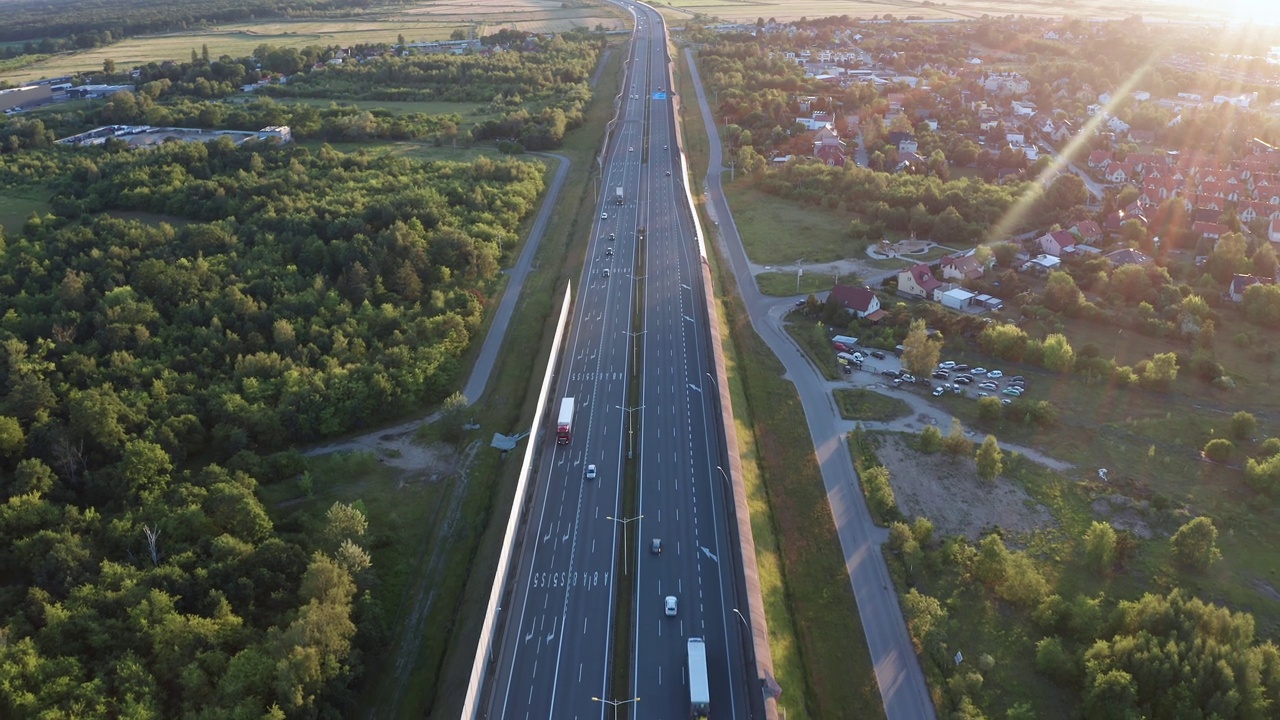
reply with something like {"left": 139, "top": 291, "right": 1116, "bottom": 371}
{"left": 0, "top": 192, "right": 50, "bottom": 234}
{"left": 723, "top": 182, "right": 855, "bottom": 266}
{"left": 296, "top": 139, "right": 503, "bottom": 163}
{"left": 0, "top": 0, "right": 628, "bottom": 84}
{"left": 834, "top": 388, "right": 911, "bottom": 422}
{"left": 680, "top": 46, "right": 884, "bottom": 720}
{"left": 755, "top": 270, "right": 838, "bottom": 297}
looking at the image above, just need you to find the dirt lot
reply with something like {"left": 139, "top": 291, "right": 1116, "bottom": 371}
{"left": 874, "top": 434, "right": 1056, "bottom": 541}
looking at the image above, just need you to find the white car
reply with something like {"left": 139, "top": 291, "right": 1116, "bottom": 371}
{"left": 664, "top": 596, "right": 678, "bottom": 616}
{"left": 586, "top": 464, "right": 598, "bottom": 480}
{"left": 932, "top": 386, "right": 945, "bottom": 396}
{"left": 972, "top": 367, "right": 988, "bottom": 375}
{"left": 601, "top": 212, "right": 608, "bottom": 219}
{"left": 938, "top": 361, "right": 957, "bottom": 370}
{"left": 987, "top": 370, "right": 1003, "bottom": 379}
{"left": 629, "top": 147, "right": 634, "bottom": 152}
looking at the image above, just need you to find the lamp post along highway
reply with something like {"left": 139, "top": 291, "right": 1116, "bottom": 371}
{"left": 605, "top": 514, "right": 643, "bottom": 575}
{"left": 592, "top": 696, "right": 640, "bottom": 720}
{"left": 617, "top": 404, "right": 644, "bottom": 459}
{"left": 623, "top": 328, "right": 646, "bottom": 377}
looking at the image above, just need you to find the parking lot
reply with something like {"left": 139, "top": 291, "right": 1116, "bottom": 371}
{"left": 834, "top": 348, "right": 1029, "bottom": 404}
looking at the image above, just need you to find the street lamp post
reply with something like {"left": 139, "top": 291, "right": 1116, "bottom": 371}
{"left": 592, "top": 696, "right": 640, "bottom": 720}
{"left": 796, "top": 258, "right": 806, "bottom": 294}
{"left": 605, "top": 515, "right": 643, "bottom": 575}
{"left": 623, "top": 329, "right": 646, "bottom": 376}
{"left": 732, "top": 607, "right": 750, "bottom": 632}
{"left": 617, "top": 405, "right": 644, "bottom": 459}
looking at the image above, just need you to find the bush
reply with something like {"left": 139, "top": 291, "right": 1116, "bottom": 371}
{"left": 1170, "top": 516, "right": 1222, "bottom": 571}
{"left": 861, "top": 465, "right": 900, "bottom": 524}
{"left": 1203, "top": 438, "right": 1234, "bottom": 463}
{"left": 1258, "top": 438, "right": 1280, "bottom": 458}
{"left": 918, "top": 425, "right": 943, "bottom": 453}
{"left": 1231, "top": 411, "right": 1257, "bottom": 440}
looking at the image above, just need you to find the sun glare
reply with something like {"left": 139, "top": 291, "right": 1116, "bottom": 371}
{"left": 1218, "top": 0, "right": 1280, "bottom": 27}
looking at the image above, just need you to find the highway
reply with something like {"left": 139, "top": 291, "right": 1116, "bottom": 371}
{"left": 483, "top": 3, "right": 754, "bottom": 718}
{"left": 626, "top": 3, "right": 751, "bottom": 720}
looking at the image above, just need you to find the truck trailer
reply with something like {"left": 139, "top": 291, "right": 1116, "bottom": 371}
{"left": 688, "top": 638, "right": 710, "bottom": 720}
{"left": 556, "top": 398, "right": 574, "bottom": 445}
{"left": 615, "top": 186, "right": 624, "bottom": 205}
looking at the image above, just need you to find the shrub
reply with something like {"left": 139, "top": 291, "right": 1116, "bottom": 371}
{"left": 918, "top": 425, "right": 943, "bottom": 454}
{"left": 1170, "top": 516, "right": 1222, "bottom": 571}
{"left": 1203, "top": 438, "right": 1234, "bottom": 463}
{"left": 1231, "top": 411, "right": 1257, "bottom": 440}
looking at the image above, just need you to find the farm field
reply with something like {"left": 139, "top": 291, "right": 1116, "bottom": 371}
{"left": 0, "top": 0, "right": 626, "bottom": 84}
{"left": 659, "top": 0, "right": 1238, "bottom": 23}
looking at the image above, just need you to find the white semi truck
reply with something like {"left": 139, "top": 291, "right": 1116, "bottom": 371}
{"left": 556, "top": 397, "right": 574, "bottom": 445}
{"left": 688, "top": 637, "right": 710, "bottom": 719}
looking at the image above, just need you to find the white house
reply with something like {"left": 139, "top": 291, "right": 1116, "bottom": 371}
{"left": 829, "top": 284, "right": 885, "bottom": 319}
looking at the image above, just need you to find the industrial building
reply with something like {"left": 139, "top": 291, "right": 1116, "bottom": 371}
{"left": 56, "top": 125, "right": 293, "bottom": 149}
{"left": 0, "top": 85, "right": 53, "bottom": 113}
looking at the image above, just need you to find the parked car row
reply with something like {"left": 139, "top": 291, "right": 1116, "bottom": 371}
{"left": 935, "top": 361, "right": 1029, "bottom": 399}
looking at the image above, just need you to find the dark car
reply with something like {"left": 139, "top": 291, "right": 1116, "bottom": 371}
{"left": 955, "top": 364, "right": 970, "bottom": 372}
{"left": 953, "top": 376, "right": 973, "bottom": 385}
{"left": 882, "top": 369, "right": 898, "bottom": 378}
{"left": 842, "top": 364, "right": 852, "bottom": 375}
{"left": 1009, "top": 376, "right": 1025, "bottom": 383}
{"left": 932, "top": 371, "right": 950, "bottom": 380}
{"left": 870, "top": 350, "right": 886, "bottom": 359}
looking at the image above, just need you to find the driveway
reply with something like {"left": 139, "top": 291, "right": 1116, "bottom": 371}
{"left": 685, "top": 47, "right": 938, "bottom": 720}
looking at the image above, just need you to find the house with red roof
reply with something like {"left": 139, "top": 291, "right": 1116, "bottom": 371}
{"left": 1193, "top": 221, "right": 1229, "bottom": 240}
{"left": 1088, "top": 150, "right": 1113, "bottom": 169}
{"left": 829, "top": 284, "right": 885, "bottom": 319}
{"left": 1270, "top": 216, "right": 1280, "bottom": 244}
{"left": 1071, "top": 220, "right": 1103, "bottom": 244}
{"left": 940, "top": 254, "right": 986, "bottom": 282}
{"left": 1038, "top": 229, "right": 1078, "bottom": 257}
{"left": 897, "top": 263, "right": 942, "bottom": 299}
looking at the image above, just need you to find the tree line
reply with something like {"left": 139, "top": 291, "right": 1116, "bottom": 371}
{"left": 0, "top": 139, "right": 545, "bottom": 717}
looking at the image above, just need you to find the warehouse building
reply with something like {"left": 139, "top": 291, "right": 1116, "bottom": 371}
{"left": 0, "top": 85, "right": 53, "bottom": 113}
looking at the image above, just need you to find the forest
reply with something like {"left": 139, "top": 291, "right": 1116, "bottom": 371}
{"left": 262, "top": 31, "right": 603, "bottom": 149}
{"left": 0, "top": 139, "right": 545, "bottom": 717}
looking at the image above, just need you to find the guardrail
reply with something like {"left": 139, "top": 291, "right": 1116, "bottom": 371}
{"left": 461, "top": 283, "right": 574, "bottom": 719}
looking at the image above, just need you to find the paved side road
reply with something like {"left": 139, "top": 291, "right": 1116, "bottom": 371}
{"left": 685, "top": 48, "right": 938, "bottom": 720}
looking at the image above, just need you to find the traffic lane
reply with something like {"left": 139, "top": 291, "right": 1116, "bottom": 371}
{"left": 490, "top": 141, "right": 648, "bottom": 717}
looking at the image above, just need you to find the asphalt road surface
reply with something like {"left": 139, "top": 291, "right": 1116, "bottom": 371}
{"left": 483, "top": 3, "right": 753, "bottom": 718}
{"left": 686, "top": 46, "right": 939, "bottom": 720}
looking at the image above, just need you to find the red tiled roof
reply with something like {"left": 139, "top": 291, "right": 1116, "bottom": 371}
{"left": 829, "top": 284, "right": 877, "bottom": 312}
{"left": 905, "top": 263, "right": 942, "bottom": 291}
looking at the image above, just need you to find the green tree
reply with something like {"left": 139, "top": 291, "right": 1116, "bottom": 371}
{"left": 974, "top": 533, "right": 1010, "bottom": 586}
{"left": 1083, "top": 521, "right": 1118, "bottom": 575}
{"left": 324, "top": 501, "right": 368, "bottom": 548}
{"left": 1140, "top": 352, "right": 1179, "bottom": 390}
{"left": 976, "top": 435, "right": 1003, "bottom": 483}
{"left": 901, "top": 319, "right": 942, "bottom": 377}
{"left": 1170, "top": 516, "right": 1221, "bottom": 571}
{"left": 1230, "top": 411, "right": 1257, "bottom": 440}
{"left": 942, "top": 418, "right": 973, "bottom": 461}
{"left": 976, "top": 396, "right": 1003, "bottom": 422}
{"left": 0, "top": 416, "right": 26, "bottom": 457}
{"left": 1035, "top": 636, "right": 1077, "bottom": 684}
{"left": 1041, "top": 333, "right": 1075, "bottom": 372}
{"left": 1042, "top": 270, "right": 1083, "bottom": 313}
{"left": 1244, "top": 283, "right": 1280, "bottom": 327}
{"left": 103, "top": 58, "right": 116, "bottom": 74}
{"left": 1252, "top": 241, "right": 1278, "bottom": 280}
{"left": 918, "top": 425, "right": 942, "bottom": 453}
{"left": 902, "top": 589, "right": 946, "bottom": 651}
{"left": 1202, "top": 438, "right": 1234, "bottom": 463}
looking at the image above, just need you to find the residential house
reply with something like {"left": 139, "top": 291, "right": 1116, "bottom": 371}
{"left": 1129, "top": 129, "right": 1156, "bottom": 144}
{"left": 1193, "top": 221, "right": 1229, "bottom": 241}
{"left": 829, "top": 284, "right": 885, "bottom": 319}
{"left": 897, "top": 263, "right": 943, "bottom": 299}
{"left": 796, "top": 111, "right": 835, "bottom": 131}
{"left": 1038, "top": 230, "right": 1078, "bottom": 257}
{"left": 1270, "top": 216, "right": 1280, "bottom": 244}
{"left": 1229, "top": 274, "right": 1272, "bottom": 302}
{"left": 1050, "top": 120, "right": 1074, "bottom": 144}
{"left": 1107, "top": 116, "right": 1131, "bottom": 134}
{"left": 1071, "top": 220, "right": 1103, "bottom": 244}
{"left": 1103, "top": 164, "right": 1131, "bottom": 183}
{"left": 1104, "top": 248, "right": 1152, "bottom": 267}
{"left": 1088, "top": 150, "right": 1113, "bottom": 169}
{"left": 940, "top": 254, "right": 986, "bottom": 282}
